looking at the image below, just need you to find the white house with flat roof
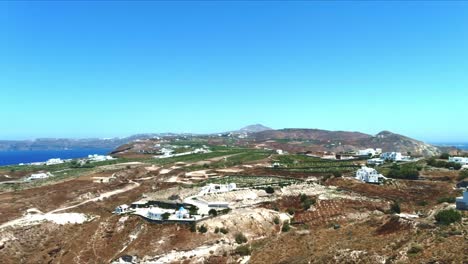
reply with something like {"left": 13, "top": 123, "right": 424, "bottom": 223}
{"left": 367, "top": 158, "right": 385, "bottom": 166}
{"left": 199, "top": 183, "right": 237, "bottom": 195}
{"left": 449, "top": 157, "right": 468, "bottom": 165}
{"left": 357, "top": 148, "right": 382, "bottom": 157}
{"left": 356, "top": 166, "right": 386, "bottom": 184}
{"left": 380, "top": 152, "right": 410, "bottom": 162}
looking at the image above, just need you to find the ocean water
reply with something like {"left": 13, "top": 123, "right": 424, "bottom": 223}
{"left": 0, "top": 148, "right": 113, "bottom": 166}
{"left": 433, "top": 143, "right": 468, "bottom": 151}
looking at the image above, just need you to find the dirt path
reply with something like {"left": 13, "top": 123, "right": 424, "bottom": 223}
{"left": 0, "top": 181, "right": 140, "bottom": 230}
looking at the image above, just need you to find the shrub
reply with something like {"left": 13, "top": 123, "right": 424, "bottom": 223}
{"left": 161, "top": 212, "right": 171, "bottom": 220}
{"left": 235, "top": 245, "right": 251, "bottom": 256}
{"left": 273, "top": 216, "right": 280, "bottom": 225}
{"left": 220, "top": 227, "right": 229, "bottom": 234}
{"left": 332, "top": 170, "right": 342, "bottom": 177}
{"left": 407, "top": 244, "right": 423, "bottom": 254}
{"left": 208, "top": 209, "right": 218, "bottom": 216}
{"left": 458, "top": 169, "right": 468, "bottom": 181}
{"left": 390, "top": 201, "right": 401, "bottom": 214}
{"left": 287, "top": 208, "right": 295, "bottom": 215}
{"left": 235, "top": 232, "right": 248, "bottom": 244}
{"left": 437, "top": 197, "right": 456, "bottom": 204}
{"left": 265, "top": 186, "right": 275, "bottom": 194}
{"left": 435, "top": 209, "right": 462, "bottom": 225}
{"left": 214, "top": 227, "right": 220, "bottom": 234}
{"left": 281, "top": 221, "right": 291, "bottom": 232}
{"left": 198, "top": 225, "right": 208, "bottom": 233}
{"left": 189, "top": 222, "right": 197, "bottom": 232}
{"left": 439, "top": 153, "right": 450, "bottom": 160}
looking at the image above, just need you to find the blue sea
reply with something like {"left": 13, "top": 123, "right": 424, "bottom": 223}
{"left": 432, "top": 143, "right": 468, "bottom": 151}
{"left": 0, "top": 148, "right": 113, "bottom": 166}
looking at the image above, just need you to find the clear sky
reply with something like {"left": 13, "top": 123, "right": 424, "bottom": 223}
{"left": 1, "top": 1, "right": 467, "bottom": 142}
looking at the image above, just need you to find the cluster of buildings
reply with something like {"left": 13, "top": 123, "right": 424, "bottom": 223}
{"left": 155, "top": 146, "right": 211, "bottom": 159}
{"left": 87, "top": 154, "right": 115, "bottom": 162}
{"left": 449, "top": 156, "right": 468, "bottom": 165}
{"left": 114, "top": 183, "right": 237, "bottom": 223}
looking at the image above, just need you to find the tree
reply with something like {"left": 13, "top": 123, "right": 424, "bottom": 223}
{"left": 198, "top": 225, "right": 208, "bottom": 233}
{"left": 281, "top": 221, "right": 291, "bottom": 232}
{"left": 235, "top": 232, "right": 248, "bottom": 244}
{"left": 235, "top": 245, "right": 251, "bottom": 256}
{"left": 189, "top": 207, "right": 198, "bottom": 216}
{"left": 208, "top": 209, "right": 218, "bottom": 217}
{"left": 265, "top": 186, "right": 275, "bottom": 194}
{"left": 161, "top": 212, "right": 171, "bottom": 220}
{"left": 439, "top": 153, "right": 450, "bottom": 160}
{"left": 435, "top": 209, "right": 462, "bottom": 225}
{"left": 273, "top": 216, "right": 280, "bottom": 225}
{"left": 332, "top": 170, "right": 343, "bottom": 178}
{"left": 189, "top": 222, "right": 197, "bottom": 232}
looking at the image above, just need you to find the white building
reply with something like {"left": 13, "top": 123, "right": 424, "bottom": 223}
{"left": 87, "top": 154, "right": 115, "bottom": 162}
{"left": 199, "top": 183, "right": 237, "bottom": 195}
{"left": 355, "top": 166, "right": 386, "bottom": 184}
{"left": 367, "top": 158, "right": 385, "bottom": 166}
{"left": 46, "top": 158, "right": 64, "bottom": 165}
{"left": 449, "top": 157, "right": 468, "bottom": 165}
{"left": 175, "top": 207, "right": 190, "bottom": 219}
{"left": 26, "top": 172, "right": 52, "bottom": 181}
{"left": 357, "top": 148, "right": 382, "bottom": 157}
{"left": 114, "top": 204, "right": 130, "bottom": 214}
{"left": 380, "top": 152, "right": 410, "bottom": 162}
{"left": 456, "top": 189, "right": 468, "bottom": 210}
{"left": 147, "top": 207, "right": 165, "bottom": 220}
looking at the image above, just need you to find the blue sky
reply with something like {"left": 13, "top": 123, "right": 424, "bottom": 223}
{"left": 1, "top": 1, "right": 467, "bottom": 142}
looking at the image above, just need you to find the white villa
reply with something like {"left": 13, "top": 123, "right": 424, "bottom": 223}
{"left": 355, "top": 166, "right": 386, "bottom": 184}
{"left": 367, "top": 158, "right": 385, "bottom": 166}
{"left": 26, "top": 172, "right": 52, "bottom": 181}
{"left": 199, "top": 183, "right": 237, "bottom": 195}
{"left": 147, "top": 207, "right": 166, "bottom": 220}
{"left": 357, "top": 148, "right": 382, "bottom": 157}
{"left": 380, "top": 152, "right": 410, "bottom": 162}
{"left": 87, "top": 154, "right": 115, "bottom": 162}
{"left": 449, "top": 157, "right": 468, "bottom": 165}
{"left": 455, "top": 189, "right": 468, "bottom": 211}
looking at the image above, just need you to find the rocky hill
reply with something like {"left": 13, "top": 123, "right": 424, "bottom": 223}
{"left": 251, "top": 129, "right": 442, "bottom": 156}
{"left": 237, "top": 124, "right": 272, "bottom": 133}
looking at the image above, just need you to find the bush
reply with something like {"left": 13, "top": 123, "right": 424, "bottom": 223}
{"left": 161, "top": 212, "right": 171, "bottom": 220}
{"left": 435, "top": 209, "right": 462, "bottom": 225}
{"left": 287, "top": 208, "right": 295, "bottom": 215}
{"left": 281, "top": 221, "right": 291, "bottom": 232}
{"left": 198, "top": 225, "right": 208, "bottom": 233}
{"left": 208, "top": 209, "right": 218, "bottom": 217}
{"left": 189, "top": 222, "right": 197, "bottom": 232}
{"left": 437, "top": 197, "right": 456, "bottom": 204}
{"left": 220, "top": 227, "right": 229, "bottom": 234}
{"left": 332, "top": 170, "right": 343, "bottom": 177}
{"left": 235, "top": 232, "right": 248, "bottom": 244}
{"left": 458, "top": 169, "right": 468, "bottom": 181}
{"left": 439, "top": 153, "right": 450, "bottom": 160}
{"left": 407, "top": 244, "right": 423, "bottom": 254}
{"left": 265, "top": 186, "right": 275, "bottom": 194}
{"left": 387, "top": 165, "right": 419, "bottom": 180}
{"left": 390, "top": 201, "right": 401, "bottom": 214}
{"left": 235, "top": 245, "right": 251, "bottom": 256}
{"left": 273, "top": 216, "right": 280, "bottom": 225}
{"left": 214, "top": 227, "right": 220, "bottom": 234}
